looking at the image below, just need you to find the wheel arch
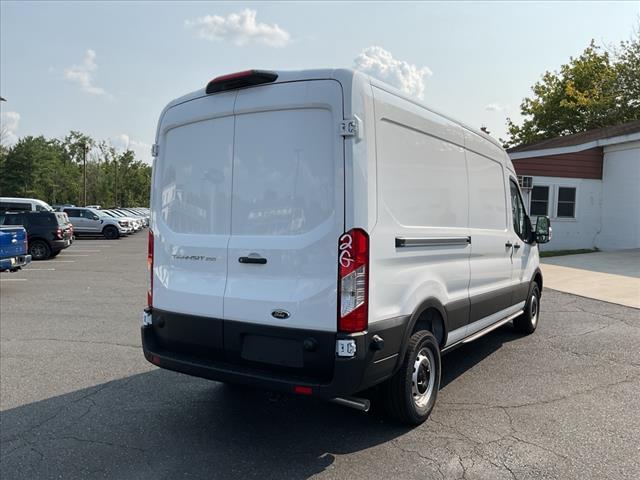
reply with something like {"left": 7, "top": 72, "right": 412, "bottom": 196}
{"left": 394, "top": 298, "right": 448, "bottom": 373}
{"left": 532, "top": 268, "right": 543, "bottom": 296}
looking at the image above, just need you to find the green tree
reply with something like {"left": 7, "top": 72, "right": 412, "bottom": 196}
{"left": 0, "top": 131, "right": 150, "bottom": 206}
{"left": 504, "top": 36, "right": 640, "bottom": 148}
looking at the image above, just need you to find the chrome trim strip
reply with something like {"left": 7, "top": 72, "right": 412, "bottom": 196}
{"left": 395, "top": 236, "right": 471, "bottom": 248}
{"left": 373, "top": 353, "right": 398, "bottom": 364}
{"left": 461, "top": 310, "right": 523, "bottom": 344}
{"left": 442, "top": 309, "right": 523, "bottom": 353}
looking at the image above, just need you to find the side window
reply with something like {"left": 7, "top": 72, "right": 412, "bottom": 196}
{"left": 66, "top": 209, "right": 81, "bottom": 218}
{"left": 530, "top": 186, "right": 549, "bottom": 216}
{"left": 4, "top": 214, "right": 25, "bottom": 226}
{"left": 557, "top": 187, "right": 576, "bottom": 218}
{"left": 2, "top": 202, "right": 31, "bottom": 212}
{"left": 509, "top": 179, "right": 528, "bottom": 240}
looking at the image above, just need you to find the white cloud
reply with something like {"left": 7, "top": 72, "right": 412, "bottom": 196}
{"left": 113, "top": 134, "right": 152, "bottom": 164}
{"left": 64, "top": 49, "right": 108, "bottom": 96}
{"left": 185, "top": 9, "right": 290, "bottom": 47}
{"left": 485, "top": 103, "right": 507, "bottom": 112}
{"left": 0, "top": 111, "right": 20, "bottom": 145}
{"left": 354, "top": 46, "right": 432, "bottom": 100}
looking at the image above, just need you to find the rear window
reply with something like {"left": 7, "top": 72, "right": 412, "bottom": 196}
{"left": 30, "top": 214, "right": 58, "bottom": 227}
{"left": 157, "top": 115, "right": 234, "bottom": 234}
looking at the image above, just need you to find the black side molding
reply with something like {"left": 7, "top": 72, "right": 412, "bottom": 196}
{"left": 395, "top": 236, "right": 471, "bottom": 248}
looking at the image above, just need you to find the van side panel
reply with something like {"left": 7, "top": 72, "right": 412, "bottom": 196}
{"left": 465, "top": 147, "right": 513, "bottom": 322}
{"left": 369, "top": 87, "right": 471, "bottom": 340}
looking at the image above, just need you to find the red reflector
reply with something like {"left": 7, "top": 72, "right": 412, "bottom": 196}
{"left": 151, "top": 355, "right": 160, "bottom": 365}
{"left": 206, "top": 69, "right": 278, "bottom": 94}
{"left": 294, "top": 385, "right": 313, "bottom": 395}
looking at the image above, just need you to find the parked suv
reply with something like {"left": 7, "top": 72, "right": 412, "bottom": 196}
{"left": 1, "top": 211, "right": 72, "bottom": 260}
{"left": 63, "top": 207, "right": 128, "bottom": 239}
{"left": 142, "top": 69, "right": 552, "bottom": 425}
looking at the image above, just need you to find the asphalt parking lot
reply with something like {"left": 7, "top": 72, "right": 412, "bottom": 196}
{"left": 1, "top": 233, "right": 639, "bottom": 480}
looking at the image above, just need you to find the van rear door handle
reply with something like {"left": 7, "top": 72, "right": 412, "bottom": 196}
{"left": 239, "top": 256, "right": 267, "bottom": 264}
{"left": 513, "top": 243, "right": 521, "bottom": 249}
{"left": 505, "top": 241, "right": 513, "bottom": 248}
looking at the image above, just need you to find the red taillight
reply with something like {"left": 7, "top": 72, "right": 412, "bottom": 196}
{"left": 55, "top": 228, "right": 63, "bottom": 240}
{"left": 293, "top": 385, "right": 313, "bottom": 395}
{"left": 147, "top": 230, "right": 154, "bottom": 307}
{"left": 338, "top": 228, "right": 369, "bottom": 333}
{"left": 205, "top": 69, "right": 278, "bottom": 94}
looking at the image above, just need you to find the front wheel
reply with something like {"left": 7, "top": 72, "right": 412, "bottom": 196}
{"left": 381, "top": 330, "right": 441, "bottom": 425}
{"left": 514, "top": 284, "right": 540, "bottom": 334}
{"left": 103, "top": 225, "right": 120, "bottom": 240}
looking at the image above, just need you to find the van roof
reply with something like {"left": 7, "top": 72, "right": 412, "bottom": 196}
{"left": 163, "top": 68, "right": 503, "bottom": 150}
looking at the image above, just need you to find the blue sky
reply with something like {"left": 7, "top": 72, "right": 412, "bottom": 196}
{"left": 1, "top": 1, "right": 638, "bottom": 162}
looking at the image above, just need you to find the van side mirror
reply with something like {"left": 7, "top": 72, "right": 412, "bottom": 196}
{"left": 534, "top": 216, "right": 551, "bottom": 244}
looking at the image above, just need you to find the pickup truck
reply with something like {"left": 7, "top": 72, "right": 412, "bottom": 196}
{"left": 0, "top": 226, "right": 31, "bottom": 272}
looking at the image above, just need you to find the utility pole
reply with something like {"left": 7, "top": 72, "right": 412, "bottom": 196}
{"left": 114, "top": 156, "right": 118, "bottom": 207}
{"left": 83, "top": 144, "right": 88, "bottom": 206}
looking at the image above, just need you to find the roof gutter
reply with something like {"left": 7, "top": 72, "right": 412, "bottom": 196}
{"left": 509, "top": 132, "right": 640, "bottom": 160}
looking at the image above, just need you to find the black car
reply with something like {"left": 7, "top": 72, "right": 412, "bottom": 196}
{"left": 1, "top": 211, "right": 72, "bottom": 260}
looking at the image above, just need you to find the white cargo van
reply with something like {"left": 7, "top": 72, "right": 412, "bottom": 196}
{"left": 142, "top": 69, "right": 551, "bottom": 424}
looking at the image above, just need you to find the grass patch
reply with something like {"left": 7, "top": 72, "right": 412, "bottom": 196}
{"left": 540, "top": 248, "right": 598, "bottom": 258}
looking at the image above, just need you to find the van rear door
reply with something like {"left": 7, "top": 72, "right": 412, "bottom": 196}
{"left": 224, "top": 80, "right": 345, "bottom": 332}
{"left": 152, "top": 91, "right": 236, "bottom": 320}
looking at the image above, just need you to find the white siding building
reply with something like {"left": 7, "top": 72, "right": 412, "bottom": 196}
{"left": 508, "top": 121, "right": 640, "bottom": 251}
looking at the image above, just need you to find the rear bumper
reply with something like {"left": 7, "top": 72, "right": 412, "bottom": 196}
{"left": 141, "top": 308, "right": 407, "bottom": 399}
{"left": 51, "top": 239, "right": 71, "bottom": 252}
{"left": 0, "top": 254, "right": 32, "bottom": 271}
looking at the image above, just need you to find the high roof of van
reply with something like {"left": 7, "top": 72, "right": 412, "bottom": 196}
{"left": 162, "top": 68, "right": 503, "bottom": 151}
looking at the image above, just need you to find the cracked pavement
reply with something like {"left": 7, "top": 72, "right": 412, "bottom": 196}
{"left": 1, "top": 233, "right": 639, "bottom": 479}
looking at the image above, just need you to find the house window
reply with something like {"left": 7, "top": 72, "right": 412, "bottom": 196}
{"left": 530, "top": 186, "right": 549, "bottom": 216}
{"left": 557, "top": 187, "right": 576, "bottom": 218}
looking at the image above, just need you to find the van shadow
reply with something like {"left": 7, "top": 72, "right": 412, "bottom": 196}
{"left": 1, "top": 326, "right": 522, "bottom": 479}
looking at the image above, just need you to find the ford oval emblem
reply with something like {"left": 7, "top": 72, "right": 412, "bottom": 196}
{"left": 271, "top": 310, "right": 290, "bottom": 320}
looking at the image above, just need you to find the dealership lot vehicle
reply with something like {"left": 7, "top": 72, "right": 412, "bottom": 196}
{"left": 143, "top": 69, "right": 552, "bottom": 424}
{"left": 0, "top": 197, "right": 54, "bottom": 212}
{"left": 0, "top": 226, "right": 31, "bottom": 271}
{"left": 100, "top": 210, "right": 137, "bottom": 233}
{"left": 1, "top": 233, "right": 638, "bottom": 480}
{"left": 1, "top": 211, "right": 72, "bottom": 260}
{"left": 62, "top": 207, "right": 128, "bottom": 239}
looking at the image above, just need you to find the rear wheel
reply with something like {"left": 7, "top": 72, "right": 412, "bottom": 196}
{"left": 514, "top": 283, "right": 540, "bottom": 334}
{"left": 381, "top": 330, "right": 441, "bottom": 425}
{"left": 29, "top": 240, "right": 51, "bottom": 260}
{"left": 103, "top": 225, "right": 119, "bottom": 240}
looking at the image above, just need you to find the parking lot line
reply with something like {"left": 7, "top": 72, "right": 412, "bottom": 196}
{"left": 21, "top": 268, "right": 56, "bottom": 271}
{"left": 59, "top": 254, "right": 89, "bottom": 257}
{"left": 68, "top": 250, "right": 101, "bottom": 253}
{"left": 0, "top": 278, "right": 27, "bottom": 281}
{"left": 49, "top": 260, "right": 75, "bottom": 263}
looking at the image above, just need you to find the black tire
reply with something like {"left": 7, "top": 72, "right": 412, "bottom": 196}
{"left": 29, "top": 240, "right": 51, "bottom": 260}
{"left": 103, "top": 225, "right": 120, "bottom": 240}
{"left": 381, "top": 330, "right": 441, "bottom": 425}
{"left": 514, "top": 283, "right": 540, "bottom": 334}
